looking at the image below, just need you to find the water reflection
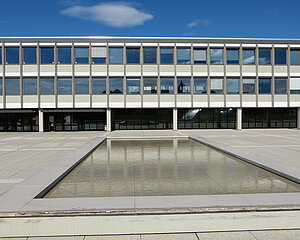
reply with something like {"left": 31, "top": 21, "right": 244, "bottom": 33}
{"left": 46, "top": 139, "right": 300, "bottom": 198}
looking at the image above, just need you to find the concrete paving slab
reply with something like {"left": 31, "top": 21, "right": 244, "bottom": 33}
{"left": 86, "top": 235, "right": 140, "bottom": 240}
{"left": 28, "top": 237, "right": 84, "bottom": 240}
{"left": 196, "top": 231, "right": 256, "bottom": 240}
{"left": 141, "top": 233, "right": 198, "bottom": 239}
{"left": 251, "top": 229, "right": 300, "bottom": 240}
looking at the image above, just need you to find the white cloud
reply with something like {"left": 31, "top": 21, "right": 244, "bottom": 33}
{"left": 60, "top": 2, "right": 154, "bottom": 28}
{"left": 187, "top": 19, "right": 211, "bottom": 28}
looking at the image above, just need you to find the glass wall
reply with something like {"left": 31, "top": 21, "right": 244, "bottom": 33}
{"left": 242, "top": 49, "right": 255, "bottom": 64}
{"left": 160, "top": 77, "right": 174, "bottom": 94}
{"left": 58, "top": 77, "right": 72, "bottom": 95}
{"left": 40, "top": 77, "right": 54, "bottom": 95}
{"left": 75, "top": 77, "right": 89, "bottom": 94}
{"left": 193, "top": 49, "right": 206, "bottom": 64}
{"left": 91, "top": 47, "right": 106, "bottom": 64}
{"left": 210, "top": 48, "right": 223, "bottom": 64}
{"left": 194, "top": 78, "right": 207, "bottom": 94}
{"left": 243, "top": 78, "right": 256, "bottom": 94}
{"left": 210, "top": 78, "right": 223, "bottom": 94}
{"left": 143, "top": 77, "right": 157, "bottom": 94}
{"left": 0, "top": 112, "right": 38, "bottom": 132}
{"left": 274, "top": 49, "right": 286, "bottom": 65}
{"left": 259, "top": 49, "right": 271, "bottom": 65}
{"left": 178, "top": 108, "right": 236, "bottom": 129}
{"left": 112, "top": 109, "right": 172, "bottom": 130}
{"left": 143, "top": 48, "right": 157, "bottom": 64}
{"left": 160, "top": 48, "right": 173, "bottom": 64}
{"left": 259, "top": 78, "right": 271, "bottom": 94}
{"left": 177, "top": 48, "right": 190, "bottom": 64}
{"left": 23, "top": 78, "right": 37, "bottom": 95}
{"left": 6, "top": 48, "right": 19, "bottom": 64}
{"left": 92, "top": 77, "right": 106, "bottom": 94}
{"left": 290, "top": 49, "right": 300, "bottom": 65}
{"left": 40, "top": 47, "right": 54, "bottom": 64}
{"left": 275, "top": 78, "right": 287, "bottom": 94}
{"left": 23, "top": 47, "right": 37, "bottom": 64}
{"left": 109, "top": 48, "right": 123, "bottom": 64}
{"left": 44, "top": 111, "right": 106, "bottom": 131}
{"left": 75, "top": 48, "right": 89, "bottom": 64}
{"left": 226, "top": 49, "right": 239, "bottom": 64}
{"left": 177, "top": 78, "right": 190, "bottom": 94}
{"left": 5, "top": 78, "right": 20, "bottom": 95}
{"left": 226, "top": 78, "right": 239, "bottom": 94}
{"left": 109, "top": 77, "right": 123, "bottom": 94}
{"left": 127, "top": 78, "right": 140, "bottom": 94}
{"left": 58, "top": 47, "right": 72, "bottom": 64}
{"left": 243, "top": 108, "right": 296, "bottom": 128}
{"left": 126, "top": 48, "right": 140, "bottom": 64}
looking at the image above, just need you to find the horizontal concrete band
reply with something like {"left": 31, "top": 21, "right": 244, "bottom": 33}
{"left": 1, "top": 210, "right": 300, "bottom": 237}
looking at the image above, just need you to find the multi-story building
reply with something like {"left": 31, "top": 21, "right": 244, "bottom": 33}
{"left": 0, "top": 37, "right": 299, "bottom": 132}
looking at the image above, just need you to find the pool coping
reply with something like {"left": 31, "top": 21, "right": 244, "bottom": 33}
{"left": 0, "top": 134, "right": 300, "bottom": 215}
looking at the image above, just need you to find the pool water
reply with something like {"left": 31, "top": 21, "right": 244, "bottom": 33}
{"left": 45, "top": 139, "right": 300, "bottom": 198}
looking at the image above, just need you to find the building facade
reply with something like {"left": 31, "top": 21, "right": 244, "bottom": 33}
{"left": 0, "top": 36, "right": 300, "bottom": 132}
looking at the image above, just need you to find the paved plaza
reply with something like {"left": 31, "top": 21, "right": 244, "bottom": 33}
{"left": 0, "top": 129, "right": 300, "bottom": 239}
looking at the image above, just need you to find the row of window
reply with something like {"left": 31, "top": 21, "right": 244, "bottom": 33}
{"left": 0, "top": 77, "right": 299, "bottom": 96}
{"left": 1, "top": 46, "right": 300, "bottom": 65}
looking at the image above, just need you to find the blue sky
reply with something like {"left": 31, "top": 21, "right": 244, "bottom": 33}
{"left": 0, "top": 0, "right": 299, "bottom": 38}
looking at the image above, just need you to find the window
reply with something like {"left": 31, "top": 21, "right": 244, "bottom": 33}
{"left": 177, "top": 48, "right": 190, "bottom": 64}
{"left": 109, "top": 48, "right": 123, "bottom": 64}
{"left": 0, "top": 48, "right": 2, "bottom": 64}
{"left": 6, "top": 48, "right": 19, "bottom": 64}
{"left": 110, "top": 78, "right": 123, "bottom": 94}
{"left": 126, "top": 48, "right": 140, "bottom": 64}
{"left": 75, "top": 48, "right": 89, "bottom": 64}
{"left": 58, "top": 47, "right": 71, "bottom": 64}
{"left": 290, "top": 78, "right": 300, "bottom": 94}
{"left": 75, "top": 77, "right": 89, "bottom": 94}
{"left": 210, "top": 78, "right": 223, "bottom": 94}
{"left": 0, "top": 79, "right": 2, "bottom": 95}
{"left": 40, "top": 47, "right": 54, "bottom": 64}
{"left": 143, "top": 77, "right": 157, "bottom": 94}
{"left": 290, "top": 49, "right": 300, "bottom": 65}
{"left": 23, "top": 78, "right": 37, "bottom": 95}
{"left": 91, "top": 47, "right": 106, "bottom": 64}
{"left": 274, "top": 49, "right": 286, "bottom": 65}
{"left": 92, "top": 78, "right": 106, "bottom": 94}
{"left": 259, "top": 49, "right": 271, "bottom": 65}
{"left": 259, "top": 78, "right": 271, "bottom": 94}
{"left": 210, "top": 49, "right": 223, "bottom": 64}
{"left": 243, "top": 78, "right": 256, "bottom": 94}
{"left": 143, "top": 48, "right": 157, "bottom": 64}
{"left": 127, "top": 78, "right": 140, "bottom": 94}
{"left": 193, "top": 49, "right": 206, "bottom": 64}
{"left": 243, "top": 49, "right": 255, "bottom": 64}
{"left": 58, "top": 77, "right": 72, "bottom": 95}
{"left": 5, "top": 78, "right": 20, "bottom": 95}
{"left": 226, "top": 49, "right": 239, "bottom": 64}
{"left": 23, "top": 47, "right": 36, "bottom": 64}
{"left": 226, "top": 78, "right": 239, "bottom": 94}
{"left": 40, "top": 77, "right": 54, "bottom": 95}
{"left": 160, "top": 48, "right": 174, "bottom": 64}
{"left": 177, "top": 78, "right": 191, "bottom": 94}
{"left": 160, "top": 78, "right": 174, "bottom": 94}
{"left": 194, "top": 78, "right": 207, "bottom": 94}
{"left": 275, "top": 78, "right": 287, "bottom": 94}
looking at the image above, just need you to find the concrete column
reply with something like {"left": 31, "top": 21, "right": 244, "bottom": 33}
{"left": 106, "top": 109, "right": 111, "bottom": 132}
{"left": 297, "top": 108, "right": 300, "bottom": 130}
{"left": 236, "top": 108, "right": 242, "bottom": 131}
{"left": 38, "top": 110, "right": 44, "bottom": 132}
{"left": 173, "top": 108, "right": 178, "bottom": 131}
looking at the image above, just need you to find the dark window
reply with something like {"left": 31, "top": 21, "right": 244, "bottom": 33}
{"left": 0, "top": 79, "right": 2, "bottom": 95}
{"left": 290, "top": 49, "right": 300, "bottom": 65}
{"left": 210, "top": 49, "right": 223, "bottom": 64}
{"left": 143, "top": 48, "right": 157, "bottom": 64}
{"left": 194, "top": 78, "right": 207, "bottom": 94}
{"left": 143, "top": 77, "right": 157, "bottom": 94}
{"left": 75, "top": 77, "right": 89, "bottom": 94}
{"left": 160, "top": 78, "right": 174, "bottom": 94}
{"left": 5, "top": 78, "right": 20, "bottom": 95}
{"left": 177, "top": 48, "right": 190, "bottom": 64}
{"left": 259, "top": 49, "right": 271, "bottom": 65}
{"left": 243, "top": 78, "right": 256, "bottom": 94}
{"left": 40, "top": 77, "right": 54, "bottom": 95}
{"left": 274, "top": 49, "right": 286, "bottom": 65}
{"left": 58, "top": 47, "right": 71, "bottom": 64}
{"left": 226, "top": 49, "right": 239, "bottom": 64}
{"left": 75, "top": 48, "right": 89, "bottom": 64}
{"left": 160, "top": 48, "right": 174, "bottom": 64}
{"left": 0, "top": 48, "right": 2, "bottom": 64}
{"left": 210, "top": 78, "right": 223, "bottom": 94}
{"left": 92, "top": 78, "right": 106, "bottom": 94}
{"left": 126, "top": 48, "right": 140, "bottom": 64}
{"left": 193, "top": 49, "right": 206, "bottom": 64}
{"left": 177, "top": 78, "right": 191, "bottom": 94}
{"left": 110, "top": 78, "right": 123, "bottom": 94}
{"left": 91, "top": 47, "right": 106, "bottom": 64}
{"left": 242, "top": 49, "right": 255, "bottom": 64}
{"left": 290, "top": 78, "right": 300, "bottom": 94}
{"left": 275, "top": 78, "right": 287, "bottom": 94}
{"left": 58, "top": 77, "right": 72, "bottom": 95}
{"left": 127, "top": 78, "right": 140, "bottom": 94}
{"left": 6, "top": 48, "right": 19, "bottom": 64}
{"left": 227, "top": 78, "right": 239, "bottom": 94}
{"left": 23, "top": 78, "right": 37, "bottom": 95}
{"left": 23, "top": 48, "right": 37, "bottom": 64}
{"left": 109, "top": 48, "right": 123, "bottom": 64}
{"left": 259, "top": 78, "right": 271, "bottom": 94}
{"left": 40, "top": 47, "right": 54, "bottom": 64}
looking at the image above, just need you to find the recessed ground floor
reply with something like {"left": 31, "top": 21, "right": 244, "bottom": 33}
{"left": 0, "top": 108, "right": 299, "bottom": 132}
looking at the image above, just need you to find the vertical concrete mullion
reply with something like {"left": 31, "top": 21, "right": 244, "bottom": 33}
{"left": 72, "top": 42, "right": 75, "bottom": 109}
{"left": 297, "top": 108, "right": 300, "bottom": 129}
{"left": 157, "top": 44, "right": 161, "bottom": 108}
{"left": 255, "top": 44, "right": 259, "bottom": 108}
{"left": 174, "top": 44, "right": 177, "bottom": 108}
{"left": 191, "top": 44, "right": 194, "bottom": 108}
{"left": 173, "top": 108, "right": 177, "bottom": 131}
{"left": 207, "top": 45, "right": 211, "bottom": 108}
{"left": 287, "top": 44, "right": 291, "bottom": 108}
{"left": 141, "top": 44, "right": 143, "bottom": 108}
{"left": 38, "top": 43, "right": 42, "bottom": 110}
{"left": 106, "top": 108, "right": 111, "bottom": 132}
{"left": 272, "top": 44, "right": 275, "bottom": 107}
{"left": 39, "top": 109, "right": 44, "bottom": 132}
{"left": 224, "top": 45, "right": 227, "bottom": 107}
{"left": 123, "top": 44, "right": 126, "bottom": 108}
{"left": 236, "top": 107, "right": 242, "bottom": 130}
{"left": 20, "top": 43, "right": 23, "bottom": 109}
{"left": 89, "top": 43, "right": 93, "bottom": 108}
{"left": 239, "top": 44, "right": 243, "bottom": 108}
{"left": 2, "top": 43, "right": 5, "bottom": 108}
